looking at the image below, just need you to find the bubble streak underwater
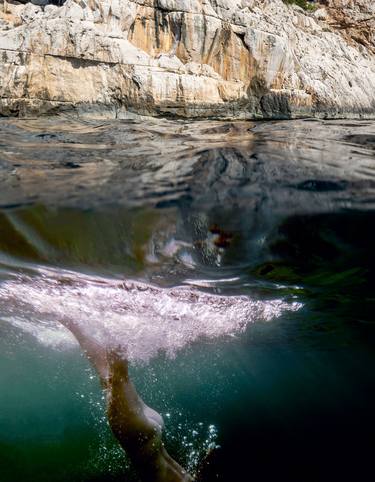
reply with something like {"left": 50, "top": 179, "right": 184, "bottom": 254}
{"left": 0, "top": 266, "right": 301, "bottom": 362}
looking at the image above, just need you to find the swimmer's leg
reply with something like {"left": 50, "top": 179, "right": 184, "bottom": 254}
{"left": 61, "top": 320, "right": 192, "bottom": 481}
{"left": 61, "top": 318, "right": 109, "bottom": 386}
{"left": 107, "top": 348, "right": 193, "bottom": 482}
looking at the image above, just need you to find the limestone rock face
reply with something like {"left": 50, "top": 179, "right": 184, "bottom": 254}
{"left": 0, "top": 0, "right": 374, "bottom": 118}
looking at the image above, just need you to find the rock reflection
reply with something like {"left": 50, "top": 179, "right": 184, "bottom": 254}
{"left": 1, "top": 117, "right": 375, "bottom": 212}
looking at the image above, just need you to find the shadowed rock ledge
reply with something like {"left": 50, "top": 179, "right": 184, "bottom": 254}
{"left": 0, "top": 0, "right": 374, "bottom": 119}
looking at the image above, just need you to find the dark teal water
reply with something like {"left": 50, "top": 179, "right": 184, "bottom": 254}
{"left": 0, "top": 117, "right": 374, "bottom": 481}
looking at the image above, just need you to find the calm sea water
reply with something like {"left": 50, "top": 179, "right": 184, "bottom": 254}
{"left": 0, "top": 117, "right": 374, "bottom": 481}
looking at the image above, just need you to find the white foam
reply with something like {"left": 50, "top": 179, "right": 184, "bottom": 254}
{"left": 0, "top": 267, "right": 302, "bottom": 362}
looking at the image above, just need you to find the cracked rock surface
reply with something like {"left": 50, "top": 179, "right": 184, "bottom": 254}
{"left": 0, "top": 0, "right": 374, "bottom": 118}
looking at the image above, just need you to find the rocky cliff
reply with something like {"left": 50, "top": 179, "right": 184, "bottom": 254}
{"left": 0, "top": 0, "right": 374, "bottom": 118}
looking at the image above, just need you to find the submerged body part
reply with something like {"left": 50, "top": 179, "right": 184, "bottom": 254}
{"left": 64, "top": 316, "right": 192, "bottom": 481}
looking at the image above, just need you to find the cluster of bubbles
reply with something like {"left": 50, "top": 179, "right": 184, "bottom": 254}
{"left": 164, "top": 410, "right": 219, "bottom": 475}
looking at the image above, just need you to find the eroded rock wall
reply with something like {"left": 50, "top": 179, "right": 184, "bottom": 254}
{"left": 0, "top": 0, "right": 374, "bottom": 118}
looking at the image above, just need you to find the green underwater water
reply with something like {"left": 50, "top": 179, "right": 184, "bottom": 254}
{"left": 0, "top": 118, "right": 375, "bottom": 481}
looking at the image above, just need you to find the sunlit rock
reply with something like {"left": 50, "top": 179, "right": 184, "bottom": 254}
{"left": 0, "top": 0, "right": 374, "bottom": 118}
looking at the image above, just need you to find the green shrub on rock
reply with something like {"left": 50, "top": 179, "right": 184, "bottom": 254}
{"left": 283, "top": 0, "right": 317, "bottom": 11}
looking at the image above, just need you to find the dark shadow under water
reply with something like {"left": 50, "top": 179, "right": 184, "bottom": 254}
{"left": 0, "top": 117, "right": 375, "bottom": 481}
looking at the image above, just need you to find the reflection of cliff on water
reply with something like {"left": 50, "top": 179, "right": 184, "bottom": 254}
{"left": 1, "top": 117, "right": 375, "bottom": 212}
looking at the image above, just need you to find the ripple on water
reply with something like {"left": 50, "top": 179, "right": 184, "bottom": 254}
{"left": 0, "top": 117, "right": 375, "bottom": 211}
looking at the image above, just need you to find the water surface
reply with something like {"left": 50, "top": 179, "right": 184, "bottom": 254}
{"left": 0, "top": 117, "right": 374, "bottom": 481}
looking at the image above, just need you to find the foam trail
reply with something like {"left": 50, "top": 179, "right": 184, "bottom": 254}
{"left": 0, "top": 266, "right": 302, "bottom": 362}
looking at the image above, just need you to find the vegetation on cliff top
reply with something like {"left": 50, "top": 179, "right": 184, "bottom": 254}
{"left": 283, "top": 0, "right": 317, "bottom": 11}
